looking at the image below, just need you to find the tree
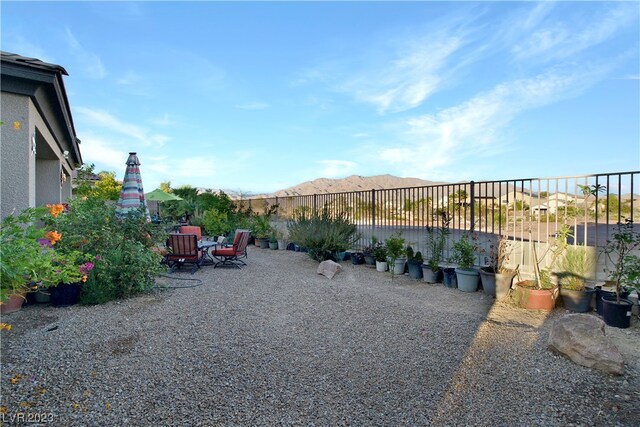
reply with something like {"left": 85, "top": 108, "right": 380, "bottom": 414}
{"left": 159, "top": 181, "right": 172, "bottom": 193}
{"left": 94, "top": 171, "right": 121, "bottom": 201}
{"left": 73, "top": 164, "right": 121, "bottom": 200}
{"left": 73, "top": 164, "right": 97, "bottom": 198}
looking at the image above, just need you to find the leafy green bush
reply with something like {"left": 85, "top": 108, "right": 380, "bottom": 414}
{"left": 451, "top": 233, "right": 476, "bottom": 269}
{"left": 50, "top": 196, "right": 167, "bottom": 304}
{"left": 250, "top": 213, "right": 273, "bottom": 239}
{"left": 287, "top": 209, "right": 358, "bottom": 262}
{"left": 202, "top": 209, "right": 231, "bottom": 237}
{"left": 384, "top": 233, "right": 406, "bottom": 262}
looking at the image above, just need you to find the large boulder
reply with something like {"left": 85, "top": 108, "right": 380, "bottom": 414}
{"left": 317, "top": 260, "right": 342, "bottom": 280}
{"left": 548, "top": 313, "right": 624, "bottom": 375}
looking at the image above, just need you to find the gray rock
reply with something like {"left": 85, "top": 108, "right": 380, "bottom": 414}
{"left": 548, "top": 313, "right": 624, "bottom": 375}
{"left": 317, "top": 260, "right": 343, "bottom": 279}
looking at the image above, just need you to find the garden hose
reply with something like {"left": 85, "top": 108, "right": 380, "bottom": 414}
{"left": 153, "top": 272, "right": 204, "bottom": 289}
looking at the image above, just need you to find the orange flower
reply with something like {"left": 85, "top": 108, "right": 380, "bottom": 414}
{"left": 46, "top": 204, "right": 64, "bottom": 218}
{"left": 0, "top": 323, "right": 11, "bottom": 332}
{"left": 81, "top": 275, "right": 88, "bottom": 283}
{"left": 45, "top": 230, "right": 62, "bottom": 245}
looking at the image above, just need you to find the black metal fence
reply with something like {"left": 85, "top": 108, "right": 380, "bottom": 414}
{"left": 240, "top": 171, "right": 640, "bottom": 279}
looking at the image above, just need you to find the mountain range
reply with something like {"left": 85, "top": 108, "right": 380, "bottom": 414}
{"left": 260, "top": 175, "right": 448, "bottom": 197}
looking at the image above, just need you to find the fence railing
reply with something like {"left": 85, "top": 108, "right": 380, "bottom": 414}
{"left": 240, "top": 171, "right": 640, "bottom": 279}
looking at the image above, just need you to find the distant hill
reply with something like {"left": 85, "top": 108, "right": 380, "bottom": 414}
{"left": 267, "top": 174, "right": 448, "bottom": 197}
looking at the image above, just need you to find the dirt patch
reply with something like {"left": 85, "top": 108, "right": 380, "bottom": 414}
{"left": 89, "top": 333, "right": 141, "bottom": 356}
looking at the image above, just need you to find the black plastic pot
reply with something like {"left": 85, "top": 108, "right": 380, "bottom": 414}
{"left": 560, "top": 287, "right": 595, "bottom": 313}
{"left": 442, "top": 268, "right": 457, "bottom": 289}
{"left": 407, "top": 261, "right": 423, "bottom": 279}
{"left": 595, "top": 288, "right": 629, "bottom": 315}
{"left": 50, "top": 282, "right": 81, "bottom": 307}
{"left": 351, "top": 252, "right": 365, "bottom": 265}
{"left": 601, "top": 295, "right": 633, "bottom": 328}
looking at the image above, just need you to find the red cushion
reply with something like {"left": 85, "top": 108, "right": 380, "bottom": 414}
{"left": 214, "top": 248, "right": 236, "bottom": 256}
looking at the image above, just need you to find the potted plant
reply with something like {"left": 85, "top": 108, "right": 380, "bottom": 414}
{"left": 351, "top": 251, "right": 365, "bottom": 265}
{"left": 373, "top": 242, "right": 388, "bottom": 272}
{"left": 0, "top": 206, "right": 91, "bottom": 312}
{"left": 600, "top": 219, "right": 639, "bottom": 328}
{"left": 514, "top": 226, "right": 569, "bottom": 311}
{"left": 385, "top": 233, "right": 406, "bottom": 277}
{"left": 269, "top": 235, "right": 278, "bottom": 250}
{"left": 362, "top": 236, "right": 378, "bottom": 266}
{"left": 405, "top": 246, "right": 424, "bottom": 280}
{"left": 451, "top": 233, "right": 480, "bottom": 292}
{"left": 251, "top": 213, "right": 272, "bottom": 248}
{"left": 557, "top": 245, "right": 596, "bottom": 313}
{"left": 422, "top": 224, "right": 447, "bottom": 284}
{"left": 479, "top": 234, "right": 517, "bottom": 300}
{"left": 274, "top": 226, "right": 289, "bottom": 251}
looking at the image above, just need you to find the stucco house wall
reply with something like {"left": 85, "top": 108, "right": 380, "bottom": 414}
{"left": 0, "top": 52, "right": 81, "bottom": 219}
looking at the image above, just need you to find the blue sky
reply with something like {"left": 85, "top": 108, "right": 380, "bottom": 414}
{"left": 2, "top": 1, "right": 639, "bottom": 194}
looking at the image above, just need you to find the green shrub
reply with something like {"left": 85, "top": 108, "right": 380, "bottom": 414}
{"left": 50, "top": 196, "right": 167, "bottom": 305}
{"left": 203, "top": 209, "right": 231, "bottom": 237}
{"left": 250, "top": 213, "right": 272, "bottom": 239}
{"left": 451, "top": 233, "right": 476, "bottom": 269}
{"left": 384, "top": 233, "right": 406, "bottom": 262}
{"left": 287, "top": 209, "right": 358, "bottom": 262}
{"left": 557, "top": 246, "right": 595, "bottom": 291}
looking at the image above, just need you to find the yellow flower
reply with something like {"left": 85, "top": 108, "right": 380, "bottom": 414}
{"left": 0, "top": 406, "right": 6, "bottom": 414}
{"left": 13, "top": 121, "right": 20, "bottom": 130}
{"left": 0, "top": 323, "right": 11, "bottom": 332}
{"left": 10, "top": 374, "right": 23, "bottom": 384}
{"left": 81, "top": 275, "right": 88, "bottom": 283}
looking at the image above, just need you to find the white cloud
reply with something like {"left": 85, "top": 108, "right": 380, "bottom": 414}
{"left": 77, "top": 134, "right": 128, "bottom": 173}
{"left": 512, "top": 3, "right": 638, "bottom": 62}
{"left": 340, "top": 33, "right": 464, "bottom": 114}
{"left": 370, "top": 64, "right": 611, "bottom": 181}
{"left": 234, "top": 102, "right": 270, "bottom": 110}
{"left": 317, "top": 160, "right": 358, "bottom": 178}
{"left": 64, "top": 27, "right": 106, "bottom": 79}
{"left": 116, "top": 71, "right": 141, "bottom": 86}
{"left": 75, "top": 107, "right": 168, "bottom": 147}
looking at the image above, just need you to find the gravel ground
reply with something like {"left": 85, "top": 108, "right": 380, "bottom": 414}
{"left": 1, "top": 247, "right": 639, "bottom": 426}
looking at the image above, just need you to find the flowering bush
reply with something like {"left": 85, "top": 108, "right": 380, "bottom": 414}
{"left": 47, "top": 195, "right": 166, "bottom": 304}
{"left": 0, "top": 206, "right": 93, "bottom": 303}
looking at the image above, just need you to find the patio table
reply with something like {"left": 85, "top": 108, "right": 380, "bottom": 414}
{"left": 198, "top": 240, "right": 218, "bottom": 265}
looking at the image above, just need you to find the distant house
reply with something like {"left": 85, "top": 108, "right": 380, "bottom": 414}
{"left": 0, "top": 52, "right": 82, "bottom": 219}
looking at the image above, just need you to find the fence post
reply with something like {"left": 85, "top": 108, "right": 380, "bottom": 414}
{"left": 313, "top": 194, "right": 317, "bottom": 215}
{"left": 469, "top": 181, "right": 475, "bottom": 232}
{"left": 371, "top": 189, "right": 376, "bottom": 229}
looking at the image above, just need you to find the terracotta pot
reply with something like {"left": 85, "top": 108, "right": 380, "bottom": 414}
{"left": 1, "top": 294, "right": 25, "bottom": 314}
{"left": 515, "top": 281, "right": 557, "bottom": 311}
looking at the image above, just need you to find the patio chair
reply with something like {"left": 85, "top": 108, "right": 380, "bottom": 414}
{"left": 179, "top": 225, "right": 202, "bottom": 241}
{"left": 211, "top": 229, "right": 251, "bottom": 269}
{"left": 164, "top": 233, "right": 204, "bottom": 274}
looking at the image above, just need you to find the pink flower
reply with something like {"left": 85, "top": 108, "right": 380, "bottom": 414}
{"left": 79, "top": 262, "right": 94, "bottom": 275}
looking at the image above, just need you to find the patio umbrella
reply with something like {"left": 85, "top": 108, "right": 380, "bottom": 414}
{"left": 115, "top": 152, "right": 150, "bottom": 220}
{"left": 145, "top": 188, "right": 183, "bottom": 217}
